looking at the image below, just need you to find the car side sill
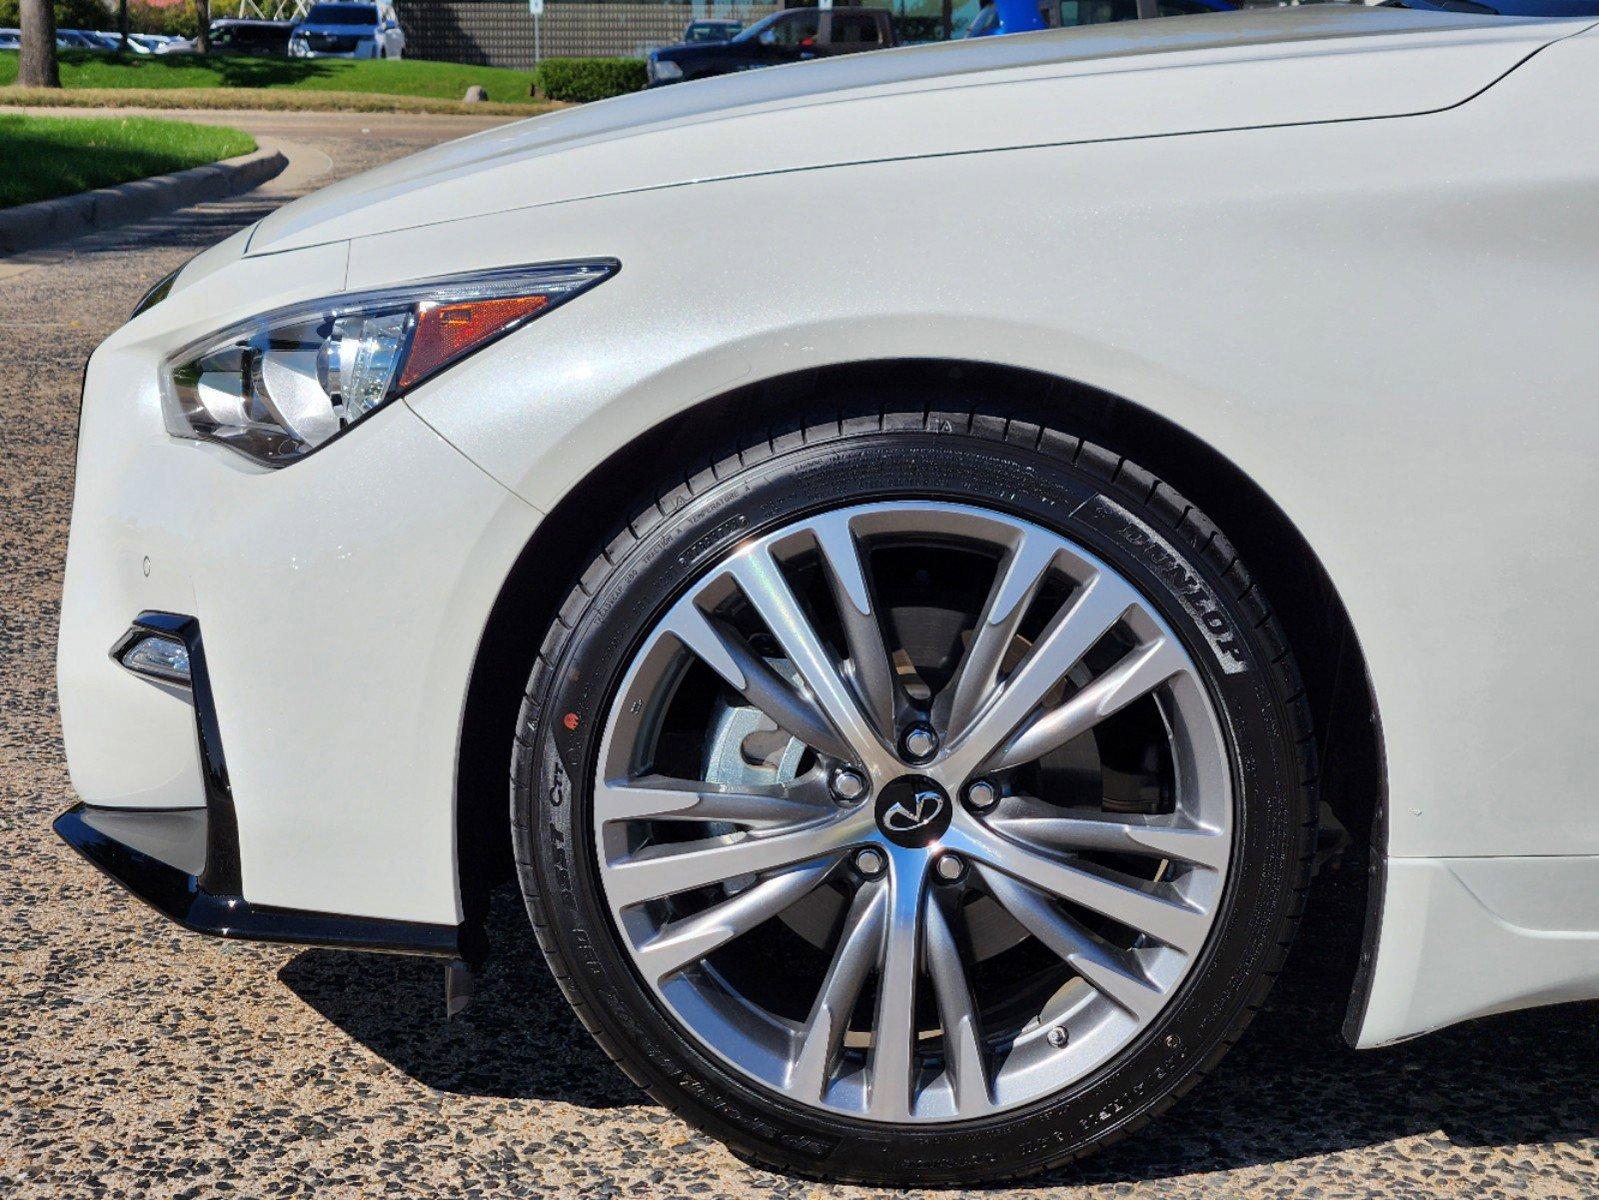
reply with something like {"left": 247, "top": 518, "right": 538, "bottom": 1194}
{"left": 1348, "top": 853, "right": 1599, "bottom": 1047}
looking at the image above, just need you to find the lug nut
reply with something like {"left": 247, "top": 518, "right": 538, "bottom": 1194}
{"left": 830, "top": 767, "right": 868, "bottom": 804}
{"left": 963, "top": 778, "right": 1000, "bottom": 812}
{"left": 934, "top": 854, "right": 965, "bottom": 883}
{"left": 854, "top": 848, "right": 887, "bottom": 878}
{"left": 900, "top": 723, "right": 939, "bottom": 763}
{"left": 1047, "top": 1025, "right": 1069, "bottom": 1048}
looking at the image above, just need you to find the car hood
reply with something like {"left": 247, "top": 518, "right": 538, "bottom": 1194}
{"left": 654, "top": 40, "right": 717, "bottom": 57}
{"left": 247, "top": 7, "right": 1586, "bottom": 256}
{"left": 296, "top": 22, "right": 376, "bottom": 33}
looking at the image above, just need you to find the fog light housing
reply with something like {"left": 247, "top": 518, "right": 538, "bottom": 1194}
{"left": 115, "top": 631, "right": 192, "bottom": 686}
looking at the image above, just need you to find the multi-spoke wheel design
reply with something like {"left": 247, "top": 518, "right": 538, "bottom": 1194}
{"left": 592, "top": 502, "right": 1232, "bottom": 1122}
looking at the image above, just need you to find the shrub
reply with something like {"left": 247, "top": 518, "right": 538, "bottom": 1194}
{"left": 895, "top": 15, "right": 945, "bottom": 43}
{"left": 534, "top": 57, "right": 646, "bottom": 104}
{"left": 129, "top": 0, "right": 201, "bottom": 38}
{"left": 0, "top": 0, "right": 116, "bottom": 30}
{"left": 0, "top": 0, "right": 200, "bottom": 35}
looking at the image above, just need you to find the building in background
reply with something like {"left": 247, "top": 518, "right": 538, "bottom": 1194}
{"left": 242, "top": 0, "right": 1302, "bottom": 67}
{"left": 391, "top": 0, "right": 971, "bottom": 66}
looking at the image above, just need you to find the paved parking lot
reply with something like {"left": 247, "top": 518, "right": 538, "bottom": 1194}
{"left": 3, "top": 110, "right": 1598, "bottom": 1199}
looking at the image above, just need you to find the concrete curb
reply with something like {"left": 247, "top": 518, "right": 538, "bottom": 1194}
{"left": 0, "top": 145, "right": 287, "bottom": 256}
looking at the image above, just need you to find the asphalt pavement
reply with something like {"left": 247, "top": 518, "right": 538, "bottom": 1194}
{"left": 2, "top": 109, "right": 1597, "bottom": 1200}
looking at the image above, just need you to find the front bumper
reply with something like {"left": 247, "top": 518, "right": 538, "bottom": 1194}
{"left": 290, "top": 39, "right": 379, "bottom": 58}
{"left": 56, "top": 803, "right": 472, "bottom": 956}
{"left": 58, "top": 249, "right": 541, "bottom": 929}
{"left": 56, "top": 610, "right": 470, "bottom": 956}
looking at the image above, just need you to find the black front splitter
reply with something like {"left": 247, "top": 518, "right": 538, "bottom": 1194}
{"left": 54, "top": 803, "right": 472, "bottom": 960}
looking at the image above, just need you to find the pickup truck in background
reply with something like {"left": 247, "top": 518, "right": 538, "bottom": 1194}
{"left": 647, "top": 8, "right": 898, "bottom": 84}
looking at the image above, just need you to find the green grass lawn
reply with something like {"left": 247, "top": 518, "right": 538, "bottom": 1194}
{"left": 0, "top": 49, "right": 541, "bottom": 105}
{"left": 0, "top": 113, "right": 256, "bottom": 208}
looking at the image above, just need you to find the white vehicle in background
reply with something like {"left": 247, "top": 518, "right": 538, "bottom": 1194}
{"left": 71, "top": 30, "right": 121, "bottom": 50}
{"left": 54, "top": 6, "right": 1599, "bottom": 1187}
{"left": 288, "top": 2, "right": 405, "bottom": 59}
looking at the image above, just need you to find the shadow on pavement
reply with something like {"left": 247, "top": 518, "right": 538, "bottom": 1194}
{"left": 1056, "top": 864, "right": 1599, "bottom": 1186}
{"left": 279, "top": 886, "right": 639, "bottom": 1109}
{"left": 280, "top": 862, "right": 1599, "bottom": 1180}
{"left": 50, "top": 194, "right": 291, "bottom": 266}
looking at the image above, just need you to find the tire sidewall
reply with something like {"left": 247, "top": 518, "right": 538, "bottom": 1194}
{"left": 516, "top": 429, "right": 1306, "bottom": 1181}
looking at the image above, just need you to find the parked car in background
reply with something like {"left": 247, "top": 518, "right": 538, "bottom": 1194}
{"left": 53, "top": 29, "right": 98, "bottom": 48}
{"left": 682, "top": 18, "right": 744, "bottom": 41}
{"left": 91, "top": 29, "right": 152, "bottom": 52}
{"left": 209, "top": 19, "right": 295, "bottom": 57}
{"left": 966, "top": 0, "right": 1235, "bottom": 37}
{"left": 289, "top": 3, "right": 405, "bottom": 59}
{"left": 0, "top": 29, "right": 19, "bottom": 50}
{"left": 130, "top": 33, "right": 181, "bottom": 53}
{"left": 649, "top": 7, "right": 895, "bottom": 83}
{"left": 91, "top": 28, "right": 156, "bottom": 52}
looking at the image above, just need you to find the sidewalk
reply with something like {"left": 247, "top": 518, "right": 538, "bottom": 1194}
{"left": 0, "top": 108, "right": 514, "bottom": 281}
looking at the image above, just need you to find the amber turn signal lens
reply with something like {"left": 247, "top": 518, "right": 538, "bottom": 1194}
{"left": 397, "top": 294, "right": 550, "bottom": 390}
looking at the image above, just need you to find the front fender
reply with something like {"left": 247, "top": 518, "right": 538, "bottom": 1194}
{"left": 363, "top": 75, "right": 1599, "bottom": 1038}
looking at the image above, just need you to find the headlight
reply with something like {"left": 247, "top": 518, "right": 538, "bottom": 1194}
{"left": 160, "top": 260, "right": 616, "bottom": 467}
{"left": 650, "top": 58, "right": 683, "bottom": 81}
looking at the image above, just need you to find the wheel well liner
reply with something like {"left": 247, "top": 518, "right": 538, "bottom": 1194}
{"left": 455, "top": 359, "right": 1383, "bottom": 956}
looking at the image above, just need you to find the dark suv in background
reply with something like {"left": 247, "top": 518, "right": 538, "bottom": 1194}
{"left": 647, "top": 7, "right": 897, "bottom": 84}
{"left": 682, "top": 18, "right": 744, "bottom": 41}
{"left": 208, "top": 19, "right": 295, "bottom": 56}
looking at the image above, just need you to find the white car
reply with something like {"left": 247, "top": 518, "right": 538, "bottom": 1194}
{"left": 288, "top": 2, "right": 404, "bottom": 59}
{"left": 55, "top": 6, "right": 1599, "bottom": 1185}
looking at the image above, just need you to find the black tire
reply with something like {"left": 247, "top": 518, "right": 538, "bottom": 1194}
{"left": 512, "top": 403, "right": 1317, "bottom": 1186}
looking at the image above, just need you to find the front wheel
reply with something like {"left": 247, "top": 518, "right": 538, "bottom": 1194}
{"left": 513, "top": 404, "right": 1316, "bottom": 1185}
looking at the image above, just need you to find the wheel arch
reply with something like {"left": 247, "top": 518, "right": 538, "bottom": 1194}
{"left": 454, "top": 357, "right": 1385, "bottom": 1013}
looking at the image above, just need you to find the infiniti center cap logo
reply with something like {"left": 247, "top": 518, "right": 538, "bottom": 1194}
{"left": 875, "top": 774, "right": 953, "bottom": 848}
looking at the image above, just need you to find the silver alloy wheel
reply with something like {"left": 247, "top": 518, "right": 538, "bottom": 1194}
{"left": 593, "top": 502, "right": 1232, "bottom": 1123}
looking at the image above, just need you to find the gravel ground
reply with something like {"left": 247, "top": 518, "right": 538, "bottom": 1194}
{"left": 4, "top": 113, "right": 1598, "bottom": 1200}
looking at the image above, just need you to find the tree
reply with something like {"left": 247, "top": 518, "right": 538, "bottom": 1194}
{"left": 18, "top": 0, "right": 61, "bottom": 89}
{"left": 195, "top": 0, "right": 209, "bottom": 52}
{"left": 118, "top": 0, "right": 128, "bottom": 50}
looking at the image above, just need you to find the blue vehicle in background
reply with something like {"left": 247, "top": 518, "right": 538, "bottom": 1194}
{"left": 964, "top": 0, "right": 1599, "bottom": 38}
{"left": 966, "top": 0, "right": 1235, "bottom": 38}
{"left": 1378, "top": 0, "right": 1599, "bottom": 11}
